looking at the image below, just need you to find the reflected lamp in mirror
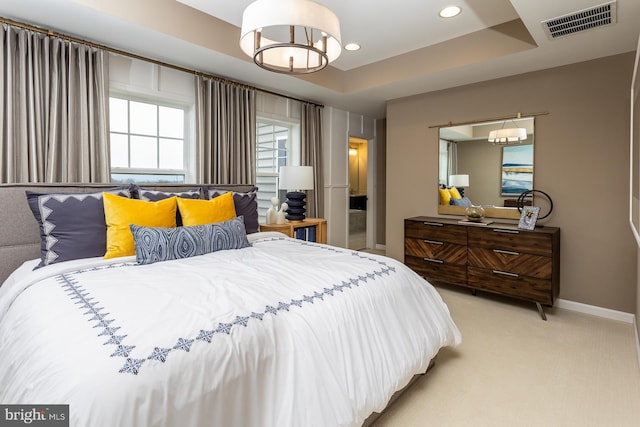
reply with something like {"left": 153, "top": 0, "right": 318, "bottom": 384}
{"left": 449, "top": 174, "right": 469, "bottom": 197}
{"left": 488, "top": 127, "right": 527, "bottom": 145}
{"left": 279, "top": 166, "right": 314, "bottom": 221}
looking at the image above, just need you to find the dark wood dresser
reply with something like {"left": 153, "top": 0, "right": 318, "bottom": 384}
{"left": 405, "top": 216, "right": 560, "bottom": 319}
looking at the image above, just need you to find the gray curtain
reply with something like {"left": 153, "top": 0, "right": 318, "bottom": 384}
{"left": 195, "top": 76, "right": 256, "bottom": 184}
{"left": 301, "top": 103, "right": 324, "bottom": 218}
{"left": 447, "top": 141, "right": 458, "bottom": 184}
{"left": 0, "top": 24, "right": 110, "bottom": 183}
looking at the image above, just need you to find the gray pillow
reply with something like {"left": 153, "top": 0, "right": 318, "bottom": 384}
{"left": 130, "top": 216, "right": 250, "bottom": 265}
{"left": 134, "top": 187, "right": 202, "bottom": 226}
{"left": 26, "top": 187, "right": 132, "bottom": 268}
{"left": 134, "top": 188, "right": 202, "bottom": 201}
{"left": 207, "top": 187, "right": 259, "bottom": 234}
{"left": 450, "top": 196, "right": 473, "bottom": 207}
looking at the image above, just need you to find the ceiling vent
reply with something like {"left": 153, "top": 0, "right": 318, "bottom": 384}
{"left": 542, "top": 1, "right": 617, "bottom": 39}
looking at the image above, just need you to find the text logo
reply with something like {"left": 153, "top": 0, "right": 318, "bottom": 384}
{"left": 0, "top": 405, "right": 68, "bottom": 426}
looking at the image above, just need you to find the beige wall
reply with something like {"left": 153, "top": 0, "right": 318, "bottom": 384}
{"left": 387, "top": 53, "right": 638, "bottom": 313}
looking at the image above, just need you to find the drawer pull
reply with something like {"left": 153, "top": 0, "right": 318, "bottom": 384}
{"left": 423, "top": 221, "right": 444, "bottom": 227}
{"left": 493, "top": 229, "right": 519, "bottom": 234}
{"left": 492, "top": 270, "right": 519, "bottom": 278}
{"left": 493, "top": 249, "right": 520, "bottom": 256}
{"left": 423, "top": 239, "right": 444, "bottom": 245}
{"left": 423, "top": 258, "right": 444, "bottom": 264}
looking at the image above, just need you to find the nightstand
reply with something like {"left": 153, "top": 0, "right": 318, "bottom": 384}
{"left": 260, "top": 218, "right": 327, "bottom": 244}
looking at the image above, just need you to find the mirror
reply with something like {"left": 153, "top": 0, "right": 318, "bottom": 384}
{"left": 438, "top": 116, "right": 535, "bottom": 220}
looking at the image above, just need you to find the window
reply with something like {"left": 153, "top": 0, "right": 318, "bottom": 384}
{"left": 109, "top": 96, "right": 189, "bottom": 183}
{"left": 255, "top": 118, "right": 299, "bottom": 221}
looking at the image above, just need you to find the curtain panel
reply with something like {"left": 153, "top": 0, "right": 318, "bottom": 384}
{"left": 447, "top": 141, "right": 458, "bottom": 184}
{"left": 195, "top": 76, "right": 256, "bottom": 185}
{"left": 0, "top": 24, "right": 110, "bottom": 183}
{"left": 301, "top": 103, "right": 324, "bottom": 218}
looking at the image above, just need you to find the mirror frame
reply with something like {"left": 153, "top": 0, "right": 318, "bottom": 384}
{"left": 435, "top": 114, "right": 540, "bottom": 220}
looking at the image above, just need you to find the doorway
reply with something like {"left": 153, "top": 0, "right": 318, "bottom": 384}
{"left": 348, "top": 137, "right": 368, "bottom": 250}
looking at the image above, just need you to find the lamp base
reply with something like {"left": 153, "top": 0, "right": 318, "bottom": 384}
{"left": 285, "top": 191, "right": 307, "bottom": 221}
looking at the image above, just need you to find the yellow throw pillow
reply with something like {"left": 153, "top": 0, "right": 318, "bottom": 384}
{"left": 177, "top": 192, "right": 237, "bottom": 226}
{"left": 449, "top": 186, "right": 462, "bottom": 199}
{"left": 103, "top": 193, "right": 177, "bottom": 259}
{"left": 439, "top": 188, "right": 452, "bottom": 205}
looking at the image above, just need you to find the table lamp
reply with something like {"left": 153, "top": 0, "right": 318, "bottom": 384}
{"left": 279, "top": 165, "right": 314, "bottom": 220}
{"left": 449, "top": 174, "right": 469, "bottom": 197}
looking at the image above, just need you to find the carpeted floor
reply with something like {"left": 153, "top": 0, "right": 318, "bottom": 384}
{"left": 371, "top": 283, "right": 640, "bottom": 427}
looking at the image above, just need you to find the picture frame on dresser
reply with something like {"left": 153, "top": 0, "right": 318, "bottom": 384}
{"left": 518, "top": 206, "right": 540, "bottom": 230}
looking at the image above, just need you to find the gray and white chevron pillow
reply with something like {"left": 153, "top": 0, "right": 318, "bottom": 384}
{"left": 130, "top": 216, "right": 250, "bottom": 265}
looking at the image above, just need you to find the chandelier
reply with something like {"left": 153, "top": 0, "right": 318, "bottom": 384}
{"left": 488, "top": 127, "right": 528, "bottom": 145}
{"left": 240, "top": 0, "right": 342, "bottom": 74}
{"left": 488, "top": 114, "right": 528, "bottom": 145}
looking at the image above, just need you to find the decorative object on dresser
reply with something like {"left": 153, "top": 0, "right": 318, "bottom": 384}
{"left": 516, "top": 189, "right": 554, "bottom": 220}
{"left": 518, "top": 206, "right": 540, "bottom": 230}
{"left": 405, "top": 216, "right": 560, "bottom": 320}
{"left": 464, "top": 205, "right": 485, "bottom": 222}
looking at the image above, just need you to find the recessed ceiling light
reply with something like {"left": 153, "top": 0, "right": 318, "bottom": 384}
{"left": 344, "top": 42, "right": 361, "bottom": 51}
{"left": 439, "top": 5, "right": 461, "bottom": 18}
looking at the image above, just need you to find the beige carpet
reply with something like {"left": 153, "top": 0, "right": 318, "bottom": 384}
{"left": 371, "top": 283, "right": 640, "bottom": 427}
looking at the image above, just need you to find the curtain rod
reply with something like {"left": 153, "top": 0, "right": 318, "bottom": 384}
{"left": 0, "top": 16, "right": 324, "bottom": 108}
{"left": 428, "top": 111, "right": 548, "bottom": 128}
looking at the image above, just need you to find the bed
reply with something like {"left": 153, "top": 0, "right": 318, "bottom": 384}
{"left": 0, "top": 183, "right": 461, "bottom": 427}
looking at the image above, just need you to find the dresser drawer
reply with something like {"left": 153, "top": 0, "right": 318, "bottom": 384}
{"left": 405, "top": 219, "right": 467, "bottom": 245}
{"left": 405, "top": 238, "right": 467, "bottom": 265}
{"left": 405, "top": 255, "right": 467, "bottom": 284}
{"left": 467, "top": 227, "right": 552, "bottom": 256}
{"left": 467, "top": 247, "right": 552, "bottom": 279}
{"left": 468, "top": 266, "right": 553, "bottom": 305}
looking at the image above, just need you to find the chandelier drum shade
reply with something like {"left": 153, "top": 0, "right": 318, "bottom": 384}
{"left": 240, "top": 0, "right": 342, "bottom": 74}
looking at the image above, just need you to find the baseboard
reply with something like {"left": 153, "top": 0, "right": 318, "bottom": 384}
{"left": 375, "top": 244, "right": 386, "bottom": 251}
{"left": 555, "top": 298, "right": 635, "bottom": 323}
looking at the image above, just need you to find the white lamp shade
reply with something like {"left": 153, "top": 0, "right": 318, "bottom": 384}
{"left": 488, "top": 128, "right": 527, "bottom": 144}
{"left": 449, "top": 174, "right": 469, "bottom": 187}
{"left": 240, "top": 0, "right": 342, "bottom": 73}
{"left": 279, "top": 166, "right": 314, "bottom": 191}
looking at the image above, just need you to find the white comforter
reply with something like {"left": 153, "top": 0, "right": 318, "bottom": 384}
{"left": 0, "top": 233, "right": 460, "bottom": 427}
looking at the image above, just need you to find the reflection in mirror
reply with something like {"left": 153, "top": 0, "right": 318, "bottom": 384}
{"left": 438, "top": 117, "right": 535, "bottom": 219}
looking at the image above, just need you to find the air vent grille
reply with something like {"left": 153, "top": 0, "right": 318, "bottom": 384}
{"left": 542, "top": 1, "right": 616, "bottom": 39}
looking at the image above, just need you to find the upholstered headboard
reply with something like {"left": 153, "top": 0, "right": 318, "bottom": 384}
{"left": 0, "top": 183, "right": 255, "bottom": 285}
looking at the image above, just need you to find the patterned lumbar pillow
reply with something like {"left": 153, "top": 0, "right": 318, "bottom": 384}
{"left": 130, "top": 216, "right": 250, "bottom": 265}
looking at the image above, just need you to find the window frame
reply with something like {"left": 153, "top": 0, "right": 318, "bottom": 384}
{"left": 108, "top": 90, "right": 195, "bottom": 184}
